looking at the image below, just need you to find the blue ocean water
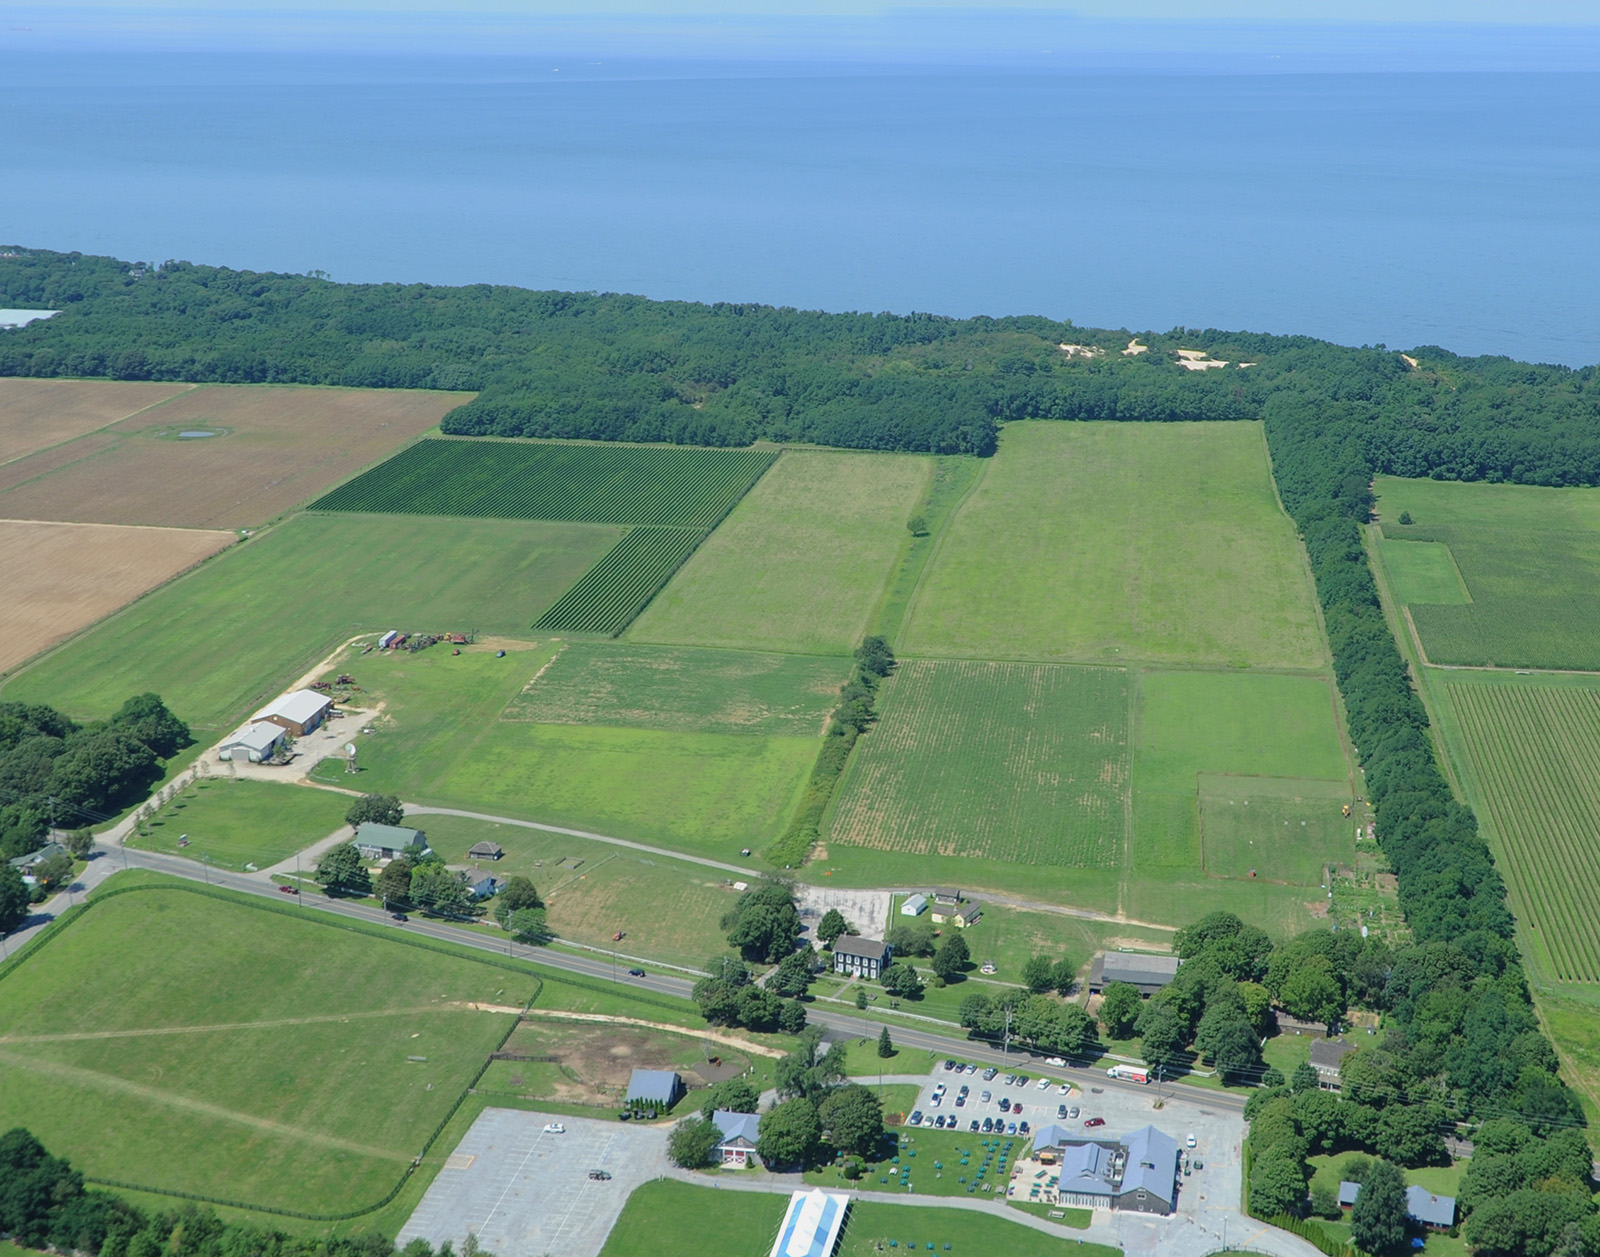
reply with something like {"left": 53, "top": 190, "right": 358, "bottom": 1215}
{"left": 2, "top": 53, "right": 1597, "bottom": 365}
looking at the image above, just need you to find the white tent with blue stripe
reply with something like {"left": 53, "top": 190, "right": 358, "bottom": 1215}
{"left": 768, "top": 1189, "right": 850, "bottom": 1257}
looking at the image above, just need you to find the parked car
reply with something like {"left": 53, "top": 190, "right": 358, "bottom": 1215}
{"left": 1016, "top": 1075, "right": 1030, "bottom": 1087}
{"left": 944, "top": 1059, "right": 957, "bottom": 1071}
{"left": 1084, "top": 1117, "right": 1106, "bottom": 1128}
{"left": 1186, "top": 1133, "right": 1197, "bottom": 1148}
{"left": 909, "top": 1111, "right": 923, "bottom": 1126}
{"left": 627, "top": 967, "right": 646, "bottom": 977}
{"left": 1036, "top": 1077, "right": 1052, "bottom": 1090}
{"left": 954, "top": 1095, "right": 966, "bottom": 1108}
{"left": 617, "top": 1111, "right": 631, "bottom": 1121}
{"left": 958, "top": 1084, "right": 969, "bottom": 1096}
{"left": 1006, "top": 1122, "right": 1017, "bottom": 1136}
{"left": 588, "top": 1170, "right": 612, "bottom": 1181}
{"left": 999, "top": 1098, "right": 1011, "bottom": 1112}
{"left": 981, "top": 1090, "right": 992, "bottom": 1102}
{"left": 1057, "top": 1105, "right": 1067, "bottom": 1119}
{"left": 965, "top": 1063, "right": 978, "bottom": 1075}
{"left": 542, "top": 1123, "right": 565, "bottom": 1134}
{"left": 1058, "top": 1083, "right": 1072, "bottom": 1095}
{"left": 1012, "top": 1105, "right": 1023, "bottom": 1117}
{"left": 982, "top": 1067, "right": 998, "bottom": 1081}
{"left": 1068, "top": 1106, "right": 1080, "bottom": 1118}
{"left": 1018, "top": 1122, "right": 1030, "bottom": 1135}
{"left": 969, "top": 1120, "right": 980, "bottom": 1132}
{"left": 1003, "top": 1074, "right": 1016, "bottom": 1086}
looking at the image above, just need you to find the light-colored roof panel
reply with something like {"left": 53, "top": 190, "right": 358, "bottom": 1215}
{"left": 769, "top": 1189, "right": 849, "bottom": 1257}
{"left": 219, "top": 721, "right": 285, "bottom": 751}
{"left": 712, "top": 1109, "right": 761, "bottom": 1144}
{"left": 253, "top": 688, "right": 333, "bottom": 725}
{"left": 1121, "top": 1124, "right": 1179, "bottom": 1204}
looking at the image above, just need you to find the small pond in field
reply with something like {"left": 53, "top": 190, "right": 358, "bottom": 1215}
{"left": 178, "top": 429, "right": 220, "bottom": 439}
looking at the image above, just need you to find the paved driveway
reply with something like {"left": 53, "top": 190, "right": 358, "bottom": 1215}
{"left": 398, "top": 1109, "right": 669, "bottom": 1257}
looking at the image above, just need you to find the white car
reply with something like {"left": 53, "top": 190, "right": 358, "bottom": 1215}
{"left": 1044, "top": 1056, "right": 1066, "bottom": 1067}
{"left": 1186, "top": 1133, "right": 1197, "bottom": 1148}
{"left": 543, "top": 1123, "right": 566, "bottom": 1135}
{"left": 1036, "top": 1077, "right": 1052, "bottom": 1090}
{"left": 1058, "top": 1083, "right": 1072, "bottom": 1095}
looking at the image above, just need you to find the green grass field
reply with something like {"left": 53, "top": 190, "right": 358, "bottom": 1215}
{"left": 1440, "top": 678, "right": 1600, "bottom": 983}
{"left": 629, "top": 449, "right": 932, "bottom": 655}
{"left": 310, "top": 646, "right": 819, "bottom": 861}
{"left": 416, "top": 813, "right": 738, "bottom": 968}
{"left": 503, "top": 641, "right": 847, "bottom": 736}
{"left": 1375, "top": 475, "right": 1600, "bottom": 670}
{"left": 1198, "top": 775, "right": 1354, "bottom": 885}
{"left": 0, "top": 882, "right": 537, "bottom": 1216}
{"left": 902, "top": 421, "right": 1325, "bottom": 669}
{"left": 0, "top": 513, "right": 619, "bottom": 732}
{"left": 1377, "top": 538, "right": 1471, "bottom": 605}
{"left": 828, "top": 659, "right": 1130, "bottom": 868}
{"left": 126, "top": 778, "right": 349, "bottom": 871}
{"left": 598, "top": 1179, "right": 1117, "bottom": 1257}
{"left": 311, "top": 438, "right": 776, "bottom": 528}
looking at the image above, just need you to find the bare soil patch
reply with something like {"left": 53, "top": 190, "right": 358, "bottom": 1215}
{"left": 0, "top": 519, "right": 233, "bottom": 672}
{"left": 491, "top": 1019, "right": 757, "bottom": 1107}
{"left": 0, "top": 384, "right": 471, "bottom": 527}
{"left": 0, "top": 378, "right": 193, "bottom": 466}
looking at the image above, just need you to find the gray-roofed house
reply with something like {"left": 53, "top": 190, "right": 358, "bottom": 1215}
{"left": 468, "top": 841, "right": 503, "bottom": 860}
{"left": 627, "top": 1069, "right": 684, "bottom": 1110}
{"left": 354, "top": 822, "right": 430, "bottom": 861}
{"left": 1118, "top": 1125, "right": 1180, "bottom": 1214}
{"left": 1339, "top": 1182, "right": 1456, "bottom": 1232}
{"left": 9, "top": 842, "right": 67, "bottom": 875}
{"left": 710, "top": 1109, "right": 761, "bottom": 1167}
{"left": 217, "top": 720, "right": 286, "bottom": 763}
{"left": 1088, "top": 952, "right": 1183, "bottom": 996}
{"left": 467, "top": 874, "right": 502, "bottom": 900}
{"left": 832, "top": 936, "right": 892, "bottom": 980}
{"left": 930, "top": 888, "right": 963, "bottom": 906}
{"left": 1309, "top": 1037, "right": 1356, "bottom": 1090}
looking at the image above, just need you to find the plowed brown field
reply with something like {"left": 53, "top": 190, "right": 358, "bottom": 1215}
{"left": 0, "top": 378, "right": 194, "bottom": 466}
{"left": 0, "top": 384, "right": 471, "bottom": 528}
{"left": 0, "top": 519, "right": 233, "bottom": 673}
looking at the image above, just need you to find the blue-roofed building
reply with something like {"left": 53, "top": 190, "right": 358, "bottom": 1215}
{"left": 1027, "top": 1123, "right": 1178, "bottom": 1215}
{"left": 768, "top": 1189, "right": 849, "bottom": 1257}
{"left": 1119, "top": 1125, "right": 1180, "bottom": 1214}
{"left": 626, "top": 1068, "right": 684, "bottom": 1110}
{"left": 711, "top": 1109, "right": 761, "bottom": 1167}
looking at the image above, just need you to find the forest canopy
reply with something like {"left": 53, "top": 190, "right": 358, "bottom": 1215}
{"left": 3, "top": 247, "right": 1600, "bottom": 478}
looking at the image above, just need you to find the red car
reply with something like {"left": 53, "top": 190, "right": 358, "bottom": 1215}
{"left": 277, "top": 885, "right": 299, "bottom": 895}
{"left": 1084, "top": 1117, "right": 1106, "bottom": 1128}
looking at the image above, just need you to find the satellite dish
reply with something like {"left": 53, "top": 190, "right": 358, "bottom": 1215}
{"left": 345, "top": 744, "right": 357, "bottom": 757}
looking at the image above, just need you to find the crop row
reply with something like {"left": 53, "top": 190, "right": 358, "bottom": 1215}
{"left": 1450, "top": 683, "right": 1600, "bottom": 983}
{"left": 533, "top": 527, "right": 706, "bottom": 636}
{"left": 310, "top": 439, "right": 777, "bottom": 528}
{"left": 829, "top": 659, "right": 1129, "bottom": 868}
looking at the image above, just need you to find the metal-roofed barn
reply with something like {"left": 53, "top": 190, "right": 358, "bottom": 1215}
{"left": 1088, "top": 951, "right": 1183, "bottom": 996}
{"left": 217, "top": 721, "right": 286, "bottom": 763}
{"left": 252, "top": 689, "right": 334, "bottom": 737}
{"left": 626, "top": 1069, "right": 684, "bottom": 1109}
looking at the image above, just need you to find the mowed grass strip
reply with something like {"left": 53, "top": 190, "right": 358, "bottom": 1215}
{"left": 125, "top": 778, "right": 350, "bottom": 872}
{"left": 1377, "top": 538, "right": 1471, "bottom": 605}
{"left": 310, "top": 439, "right": 775, "bottom": 528}
{"left": 903, "top": 421, "right": 1325, "bottom": 668}
{"left": 1446, "top": 681, "right": 1600, "bottom": 983}
{"left": 599, "top": 1180, "right": 1119, "bottom": 1257}
{"left": 1198, "top": 775, "right": 1354, "bottom": 885}
{"left": 1375, "top": 475, "right": 1600, "bottom": 670}
{"left": 629, "top": 449, "right": 933, "bottom": 655}
{"left": 504, "top": 641, "right": 847, "bottom": 736}
{"left": 0, "top": 885, "right": 537, "bottom": 1215}
{"left": 532, "top": 526, "right": 704, "bottom": 634}
{"left": 829, "top": 659, "right": 1130, "bottom": 867}
{"left": 1, "top": 513, "right": 619, "bottom": 732}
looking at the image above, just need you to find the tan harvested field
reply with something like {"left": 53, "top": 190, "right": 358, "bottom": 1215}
{"left": 0, "top": 384, "right": 471, "bottom": 528}
{"left": 0, "top": 378, "right": 194, "bottom": 466}
{"left": 0, "top": 519, "right": 233, "bottom": 672}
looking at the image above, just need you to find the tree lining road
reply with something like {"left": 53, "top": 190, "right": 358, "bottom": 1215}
{"left": 88, "top": 845, "right": 1243, "bottom": 1117}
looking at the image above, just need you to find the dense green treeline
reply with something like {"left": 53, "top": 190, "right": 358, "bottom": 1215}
{"left": 4, "top": 248, "right": 1600, "bottom": 477}
{"left": 1259, "top": 394, "right": 1596, "bottom": 1254}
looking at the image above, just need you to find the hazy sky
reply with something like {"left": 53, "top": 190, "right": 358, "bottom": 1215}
{"left": 13, "top": 0, "right": 1600, "bottom": 20}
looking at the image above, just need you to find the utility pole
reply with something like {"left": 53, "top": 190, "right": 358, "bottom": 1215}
{"left": 1003, "top": 1003, "right": 1013, "bottom": 1058}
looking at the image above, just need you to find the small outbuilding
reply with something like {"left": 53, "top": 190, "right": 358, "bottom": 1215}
{"left": 467, "top": 874, "right": 502, "bottom": 900}
{"left": 217, "top": 720, "right": 286, "bottom": 763}
{"left": 930, "top": 888, "right": 963, "bottom": 906}
{"left": 899, "top": 893, "right": 928, "bottom": 917}
{"left": 252, "top": 689, "right": 334, "bottom": 737}
{"left": 627, "top": 1069, "right": 684, "bottom": 1110}
{"left": 710, "top": 1109, "right": 762, "bottom": 1167}
{"left": 832, "top": 936, "right": 892, "bottom": 981}
{"left": 355, "top": 822, "right": 430, "bottom": 861}
{"left": 468, "top": 841, "right": 504, "bottom": 861}
{"left": 1088, "top": 951, "right": 1182, "bottom": 996}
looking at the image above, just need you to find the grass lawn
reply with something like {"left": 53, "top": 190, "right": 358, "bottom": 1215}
{"left": 1374, "top": 474, "right": 1600, "bottom": 670}
{"left": 599, "top": 1179, "right": 1118, "bottom": 1257}
{"left": 0, "top": 879, "right": 538, "bottom": 1216}
{"left": 1377, "top": 538, "right": 1471, "bottom": 605}
{"left": 807, "top": 1127, "right": 1027, "bottom": 1200}
{"left": 902, "top": 421, "right": 1325, "bottom": 669}
{"left": 829, "top": 660, "right": 1130, "bottom": 869}
{"left": 1007, "top": 1200, "right": 1093, "bottom": 1228}
{"left": 504, "top": 640, "right": 848, "bottom": 736}
{"left": 125, "top": 778, "right": 349, "bottom": 871}
{"left": 1, "top": 512, "right": 619, "bottom": 733}
{"left": 1261, "top": 1032, "right": 1313, "bottom": 1081}
{"left": 416, "top": 814, "right": 737, "bottom": 969}
{"left": 1198, "top": 775, "right": 1354, "bottom": 886}
{"left": 629, "top": 449, "right": 933, "bottom": 655}
{"left": 309, "top": 645, "right": 820, "bottom": 862}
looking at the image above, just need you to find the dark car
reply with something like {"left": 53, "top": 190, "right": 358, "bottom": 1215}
{"left": 391, "top": 912, "right": 408, "bottom": 922}
{"left": 1057, "top": 1104, "right": 1068, "bottom": 1119}
{"left": 1018, "top": 1122, "right": 1030, "bottom": 1135}
{"left": 969, "top": 1120, "right": 980, "bottom": 1132}
{"left": 944, "top": 1059, "right": 957, "bottom": 1071}
{"left": 981, "top": 1117, "right": 994, "bottom": 1133}
{"left": 999, "top": 1097, "right": 1011, "bottom": 1112}
{"left": 1012, "top": 1105, "right": 1023, "bottom": 1117}
{"left": 954, "top": 1095, "right": 965, "bottom": 1108}
{"left": 958, "top": 1084, "right": 970, "bottom": 1096}
{"left": 910, "top": 1111, "right": 923, "bottom": 1126}
{"left": 626, "top": 967, "right": 646, "bottom": 977}
{"left": 588, "top": 1170, "right": 612, "bottom": 1181}
{"left": 1084, "top": 1117, "right": 1106, "bottom": 1128}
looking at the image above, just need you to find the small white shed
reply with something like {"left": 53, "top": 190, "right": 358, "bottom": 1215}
{"left": 900, "top": 893, "right": 928, "bottom": 916}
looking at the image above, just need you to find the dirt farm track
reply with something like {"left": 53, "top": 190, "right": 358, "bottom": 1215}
{"left": 0, "top": 381, "right": 473, "bottom": 528}
{"left": 0, "top": 518, "right": 234, "bottom": 673}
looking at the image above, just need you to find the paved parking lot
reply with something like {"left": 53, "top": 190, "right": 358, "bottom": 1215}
{"left": 906, "top": 1062, "right": 1245, "bottom": 1230}
{"left": 398, "top": 1109, "right": 669, "bottom": 1257}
